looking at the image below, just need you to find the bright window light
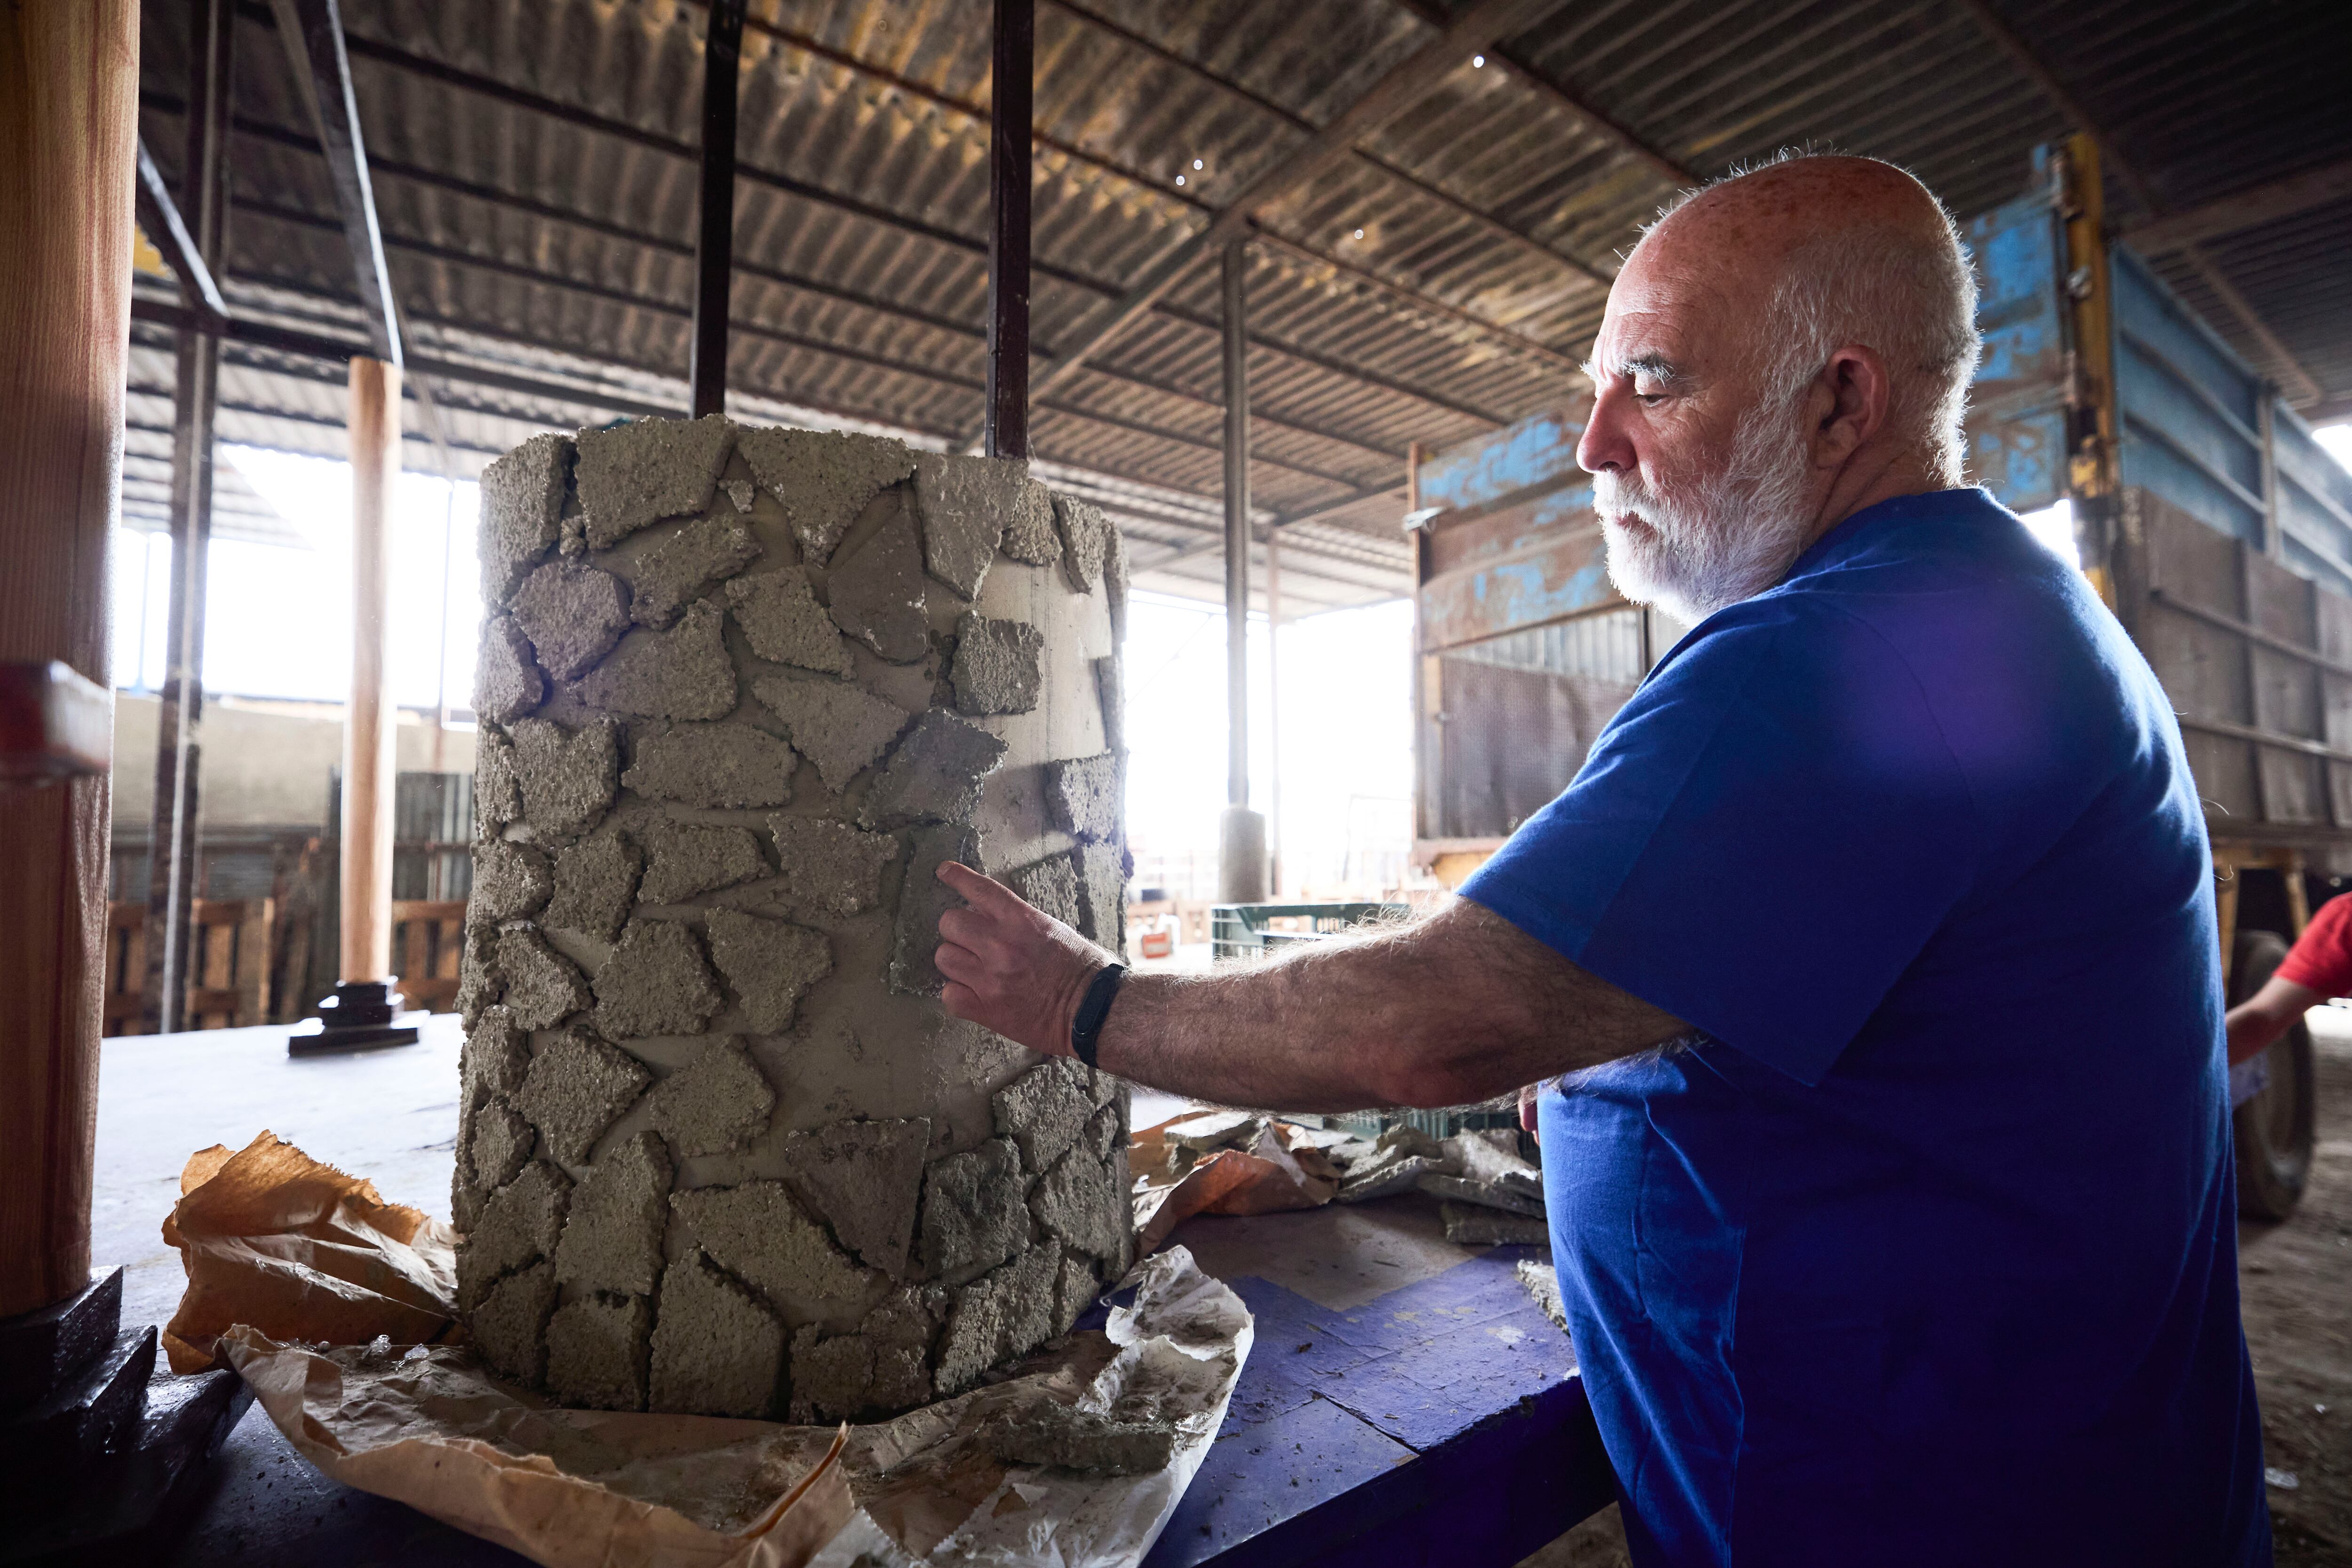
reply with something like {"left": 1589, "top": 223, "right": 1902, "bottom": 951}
{"left": 2019, "top": 498, "right": 2077, "bottom": 567}
{"left": 2316, "top": 423, "right": 2352, "bottom": 474}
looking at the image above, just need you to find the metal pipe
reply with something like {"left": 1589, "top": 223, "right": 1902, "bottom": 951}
{"left": 690, "top": 0, "right": 743, "bottom": 419}
{"left": 1223, "top": 237, "right": 1250, "bottom": 810}
{"left": 985, "top": 0, "right": 1033, "bottom": 459}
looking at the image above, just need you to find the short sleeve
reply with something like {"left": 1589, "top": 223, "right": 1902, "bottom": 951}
{"left": 2277, "top": 893, "right": 2352, "bottom": 997}
{"left": 1459, "top": 603, "right": 1980, "bottom": 1085}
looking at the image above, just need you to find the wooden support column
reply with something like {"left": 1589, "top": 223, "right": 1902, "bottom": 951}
{"left": 142, "top": 0, "right": 235, "bottom": 1034}
{"left": 1217, "top": 236, "right": 1266, "bottom": 902}
{"left": 689, "top": 0, "right": 743, "bottom": 420}
{"left": 1266, "top": 530, "right": 1283, "bottom": 898}
{"left": 342, "top": 357, "right": 399, "bottom": 988}
{"left": 985, "top": 0, "right": 1033, "bottom": 459}
{"left": 0, "top": 0, "right": 139, "bottom": 1317}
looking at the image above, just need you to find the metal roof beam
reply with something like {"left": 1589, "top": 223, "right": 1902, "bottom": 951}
{"left": 2124, "top": 158, "right": 2352, "bottom": 253}
{"left": 133, "top": 138, "right": 228, "bottom": 322}
{"left": 262, "top": 0, "right": 397, "bottom": 364}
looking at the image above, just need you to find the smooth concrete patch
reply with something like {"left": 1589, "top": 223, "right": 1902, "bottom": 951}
{"left": 469, "top": 840, "right": 553, "bottom": 927}
{"left": 703, "top": 907, "right": 832, "bottom": 1032}
{"left": 476, "top": 616, "right": 546, "bottom": 724}
{"left": 648, "top": 1037, "right": 776, "bottom": 1157}
{"left": 647, "top": 1249, "right": 782, "bottom": 1418}
{"left": 751, "top": 671, "right": 909, "bottom": 792}
{"left": 517, "top": 1030, "right": 653, "bottom": 1165}
{"left": 629, "top": 517, "right": 762, "bottom": 628}
{"left": 726, "top": 567, "right": 852, "bottom": 676}
{"left": 553, "top": 1130, "right": 673, "bottom": 1296}
{"left": 858, "top": 712, "right": 1007, "bottom": 830}
{"left": 624, "top": 723, "right": 798, "bottom": 810}
{"left": 1045, "top": 753, "right": 1120, "bottom": 843}
{"left": 472, "top": 1259, "right": 558, "bottom": 1385}
{"left": 546, "top": 1293, "right": 652, "bottom": 1411}
{"left": 493, "top": 927, "right": 592, "bottom": 1031}
{"left": 671, "top": 1179, "right": 875, "bottom": 1322}
{"left": 510, "top": 717, "right": 620, "bottom": 836}
{"left": 889, "top": 824, "right": 976, "bottom": 996}
{"left": 509, "top": 561, "right": 633, "bottom": 680}
{"left": 761, "top": 816, "right": 899, "bottom": 917}
{"left": 576, "top": 599, "right": 738, "bottom": 721}
{"left": 575, "top": 414, "right": 734, "bottom": 550}
{"left": 543, "top": 830, "right": 643, "bottom": 941}
{"left": 1050, "top": 493, "right": 1110, "bottom": 594}
{"left": 593, "top": 919, "right": 725, "bottom": 1039}
{"left": 638, "top": 820, "right": 768, "bottom": 904}
{"left": 733, "top": 427, "right": 915, "bottom": 566}
{"left": 948, "top": 612, "right": 1043, "bottom": 716}
{"left": 478, "top": 432, "right": 570, "bottom": 605}
{"left": 909, "top": 452, "right": 1014, "bottom": 598}
{"left": 917, "top": 1138, "right": 1027, "bottom": 1280}
{"left": 825, "top": 502, "right": 930, "bottom": 662}
{"left": 780, "top": 1117, "right": 931, "bottom": 1278}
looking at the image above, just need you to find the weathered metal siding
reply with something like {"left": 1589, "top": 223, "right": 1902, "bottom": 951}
{"left": 1962, "top": 176, "right": 2070, "bottom": 515}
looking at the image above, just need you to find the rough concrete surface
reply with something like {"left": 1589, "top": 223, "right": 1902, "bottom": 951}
{"left": 703, "top": 907, "right": 832, "bottom": 1032}
{"left": 473, "top": 1259, "right": 559, "bottom": 1385}
{"left": 510, "top": 717, "right": 620, "bottom": 836}
{"left": 509, "top": 561, "right": 632, "bottom": 679}
{"left": 1011, "top": 854, "right": 1081, "bottom": 929}
{"left": 890, "top": 824, "right": 977, "bottom": 996}
{"left": 726, "top": 567, "right": 852, "bottom": 676}
{"left": 733, "top": 426, "right": 915, "bottom": 565}
{"left": 577, "top": 599, "right": 738, "bottom": 721}
{"left": 671, "top": 1180, "right": 875, "bottom": 1321}
{"left": 1439, "top": 1202, "right": 1549, "bottom": 1247}
{"left": 469, "top": 840, "right": 553, "bottom": 928}
{"left": 752, "top": 671, "right": 910, "bottom": 792}
{"left": 996, "top": 477, "right": 1061, "bottom": 567}
{"left": 454, "top": 927, "right": 502, "bottom": 1031}
{"left": 647, "top": 1249, "right": 782, "bottom": 1418}
{"left": 517, "top": 1030, "right": 653, "bottom": 1165}
{"left": 948, "top": 613, "right": 1044, "bottom": 716}
{"left": 722, "top": 478, "right": 754, "bottom": 513}
{"left": 493, "top": 927, "right": 592, "bottom": 1031}
{"left": 542, "top": 829, "right": 643, "bottom": 941}
{"left": 993, "top": 1057, "right": 1099, "bottom": 1175}
{"left": 476, "top": 730, "right": 520, "bottom": 835}
{"left": 1075, "top": 839, "right": 1128, "bottom": 951}
{"left": 788, "top": 1325, "right": 874, "bottom": 1423}
{"left": 476, "top": 616, "right": 547, "bottom": 724}
{"left": 460, "top": 1160, "right": 572, "bottom": 1306}
{"left": 478, "top": 432, "right": 570, "bottom": 606}
{"left": 1052, "top": 1251, "right": 1098, "bottom": 1337}
{"left": 461, "top": 1006, "right": 532, "bottom": 1108}
{"left": 593, "top": 919, "right": 725, "bottom": 1039}
{"left": 917, "top": 1138, "right": 1029, "bottom": 1280}
{"left": 909, "top": 453, "right": 1014, "bottom": 598}
{"left": 780, "top": 1117, "right": 930, "bottom": 1278}
{"left": 629, "top": 517, "right": 762, "bottom": 628}
{"left": 553, "top": 1130, "right": 674, "bottom": 1296}
{"left": 984, "top": 1400, "right": 1175, "bottom": 1476}
{"left": 469, "top": 1098, "right": 535, "bottom": 1193}
{"left": 1046, "top": 753, "right": 1120, "bottom": 843}
{"left": 648, "top": 1037, "right": 777, "bottom": 1158}
{"left": 1030, "top": 1142, "right": 1126, "bottom": 1264}
{"left": 933, "top": 1245, "right": 1056, "bottom": 1396}
{"left": 575, "top": 414, "right": 734, "bottom": 550}
{"left": 1050, "top": 493, "right": 1109, "bottom": 594}
{"left": 825, "top": 501, "right": 930, "bottom": 662}
{"left": 546, "top": 1293, "right": 652, "bottom": 1411}
{"left": 638, "top": 820, "right": 769, "bottom": 904}
{"left": 761, "top": 816, "right": 898, "bottom": 916}
{"left": 859, "top": 711, "right": 1008, "bottom": 830}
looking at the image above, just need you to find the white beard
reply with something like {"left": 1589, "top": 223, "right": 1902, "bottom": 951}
{"left": 1594, "top": 400, "right": 1819, "bottom": 625}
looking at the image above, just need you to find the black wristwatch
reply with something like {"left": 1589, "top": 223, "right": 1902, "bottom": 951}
{"left": 1070, "top": 963, "right": 1127, "bottom": 1069}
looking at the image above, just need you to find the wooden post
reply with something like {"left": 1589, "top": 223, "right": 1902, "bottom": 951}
{"left": 0, "top": 0, "right": 139, "bottom": 1318}
{"left": 1216, "top": 237, "right": 1266, "bottom": 903}
{"left": 689, "top": 0, "right": 742, "bottom": 420}
{"left": 342, "top": 357, "right": 400, "bottom": 987}
{"left": 1266, "top": 531, "right": 1283, "bottom": 898}
{"left": 985, "top": 0, "right": 1033, "bottom": 459}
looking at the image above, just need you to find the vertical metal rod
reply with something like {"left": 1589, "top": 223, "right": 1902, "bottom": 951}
{"left": 1222, "top": 238, "right": 1250, "bottom": 809}
{"left": 2257, "top": 389, "right": 2282, "bottom": 560}
{"left": 342, "top": 357, "right": 401, "bottom": 987}
{"left": 689, "top": 0, "right": 743, "bottom": 420}
{"left": 985, "top": 0, "right": 1033, "bottom": 459}
{"left": 143, "top": 0, "right": 235, "bottom": 1035}
{"left": 1266, "top": 530, "right": 1283, "bottom": 897}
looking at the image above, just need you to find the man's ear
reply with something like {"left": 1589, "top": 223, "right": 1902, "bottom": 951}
{"left": 1809, "top": 343, "right": 1891, "bottom": 466}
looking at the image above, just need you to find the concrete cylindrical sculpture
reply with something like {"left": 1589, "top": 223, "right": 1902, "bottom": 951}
{"left": 451, "top": 415, "right": 1133, "bottom": 1421}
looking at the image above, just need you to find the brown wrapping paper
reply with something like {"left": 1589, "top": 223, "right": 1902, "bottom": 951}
{"left": 1130, "top": 1116, "right": 1341, "bottom": 1255}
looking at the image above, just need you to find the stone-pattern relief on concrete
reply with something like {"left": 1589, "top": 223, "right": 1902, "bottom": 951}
{"left": 456, "top": 417, "right": 1132, "bottom": 1420}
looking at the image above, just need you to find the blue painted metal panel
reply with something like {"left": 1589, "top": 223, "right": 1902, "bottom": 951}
{"left": 2113, "top": 250, "right": 2261, "bottom": 431}
{"left": 1419, "top": 530, "right": 1617, "bottom": 652}
{"left": 1963, "top": 188, "right": 2069, "bottom": 513}
{"left": 1416, "top": 407, "right": 1589, "bottom": 514}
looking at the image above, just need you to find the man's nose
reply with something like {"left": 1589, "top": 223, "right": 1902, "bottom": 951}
{"left": 1578, "top": 385, "right": 1634, "bottom": 476}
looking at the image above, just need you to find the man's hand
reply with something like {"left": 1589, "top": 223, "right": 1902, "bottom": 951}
{"left": 933, "top": 861, "right": 1110, "bottom": 1058}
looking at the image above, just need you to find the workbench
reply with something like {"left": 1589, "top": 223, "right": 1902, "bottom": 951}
{"left": 92, "top": 1020, "right": 1615, "bottom": 1565}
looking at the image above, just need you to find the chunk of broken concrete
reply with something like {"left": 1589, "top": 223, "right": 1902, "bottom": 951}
{"left": 475, "top": 616, "right": 546, "bottom": 724}
{"left": 733, "top": 426, "right": 915, "bottom": 566}
{"left": 1046, "top": 753, "right": 1120, "bottom": 843}
{"left": 983, "top": 1398, "right": 1176, "bottom": 1476}
{"left": 516, "top": 1029, "right": 652, "bottom": 1165}
{"left": 593, "top": 919, "right": 724, "bottom": 1039}
{"left": 542, "top": 830, "right": 643, "bottom": 941}
{"left": 472, "top": 1259, "right": 558, "bottom": 1385}
{"left": 478, "top": 432, "right": 570, "bottom": 606}
{"left": 628, "top": 516, "right": 761, "bottom": 629}
{"left": 1439, "top": 1202, "right": 1550, "bottom": 1248}
{"left": 992, "top": 1057, "right": 1097, "bottom": 1174}
{"left": 637, "top": 819, "right": 768, "bottom": 904}
{"left": 475, "top": 729, "right": 520, "bottom": 835}
{"left": 648, "top": 1037, "right": 776, "bottom": 1158}
{"left": 1031, "top": 1141, "right": 1128, "bottom": 1264}
{"left": 889, "top": 823, "right": 975, "bottom": 995}
{"left": 454, "top": 926, "right": 502, "bottom": 1030}
{"left": 948, "top": 612, "right": 1043, "bottom": 716}
{"left": 858, "top": 711, "right": 1007, "bottom": 830}
{"left": 761, "top": 815, "right": 899, "bottom": 917}
{"left": 997, "top": 475, "right": 1061, "bottom": 566}
{"left": 458, "top": 1160, "right": 572, "bottom": 1308}
{"left": 553, "top": 1130, "right": 673, "bottom": 1296}
{"left": 576, "top": 599, "right": 737, "bottom": 721}
{"left": 909, "top": 452, "right": 1014, "bottom": 598}
{"left": 622, "top": 723, "right": 798, "bottom": 810}
{"left": 461, "top": 1005, "right": 532, "bottom": 1110}
{"left": 546, "top": 1293, "right": 652, "bottom": 1411}
{"left": 787, "top": 1326, "right": 875, "bottom": 1423}
{"left": 1419, "top": 1171, "right": 1545, "bottom": 1218}
{"left": 1011, "top": 853, "right": 1081, "bottom": 929}
{"left": 670, "top": 1179, "right": 875, "bottom": 1321}
{"left": 780, "top": 1117, "right": 930, "bottom": 1278}
{"left": 934, "top": 1245, "right": 1056, "bottom": 1396}
{"left": 510, "top": 716, "right": 620, "bottom": 836}
{"left": 575, "top": 414, "right": 734, "bottom": 550}
{"left": 917, "top": 1137, "right": 1028, "bottom": 1280}
{"left": 1075, "top": 839, "right": 1127, "bottom": 951}
{"left": 726, "top": 567, "right": 852, "bottom": 676}
{"left": 492, "top": 927, "right": 591, "bottom": 1031}
{"left": 825, "top": 501, "right": 929, "bottom": 662}
{"left": 751, "top": 671, "right": 909, "bottom": 793}
{"left": 509, "top": 560, "right": 632, "bottom": 680}
{"left": 1052, "top": 1251, "right": 1099, "bottom": 1336}
{"left": 469, "top": 1098, "right": 534, "bottom": 1193}
{"left": 1049, "top": 492, "right": 1110, "bottom": 594}
{"left": 469, "top": 839, "right": 553, "bottom": 927}
{"left": 646, "top": 1249, "right": 782, "bottom": 1418}
{"left": 703, "top": 907, "right": 831, "bottom": 1033}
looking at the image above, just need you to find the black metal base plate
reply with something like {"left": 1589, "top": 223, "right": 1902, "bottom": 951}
{"left": 287, "top": 1021, "right": 422, "bottom": 1056}
{"left": 0, "top": 1368, "right": 254, "bottom": 1567}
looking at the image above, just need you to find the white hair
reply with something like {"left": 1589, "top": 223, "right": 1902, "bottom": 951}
{"left": 1652, "top": 151, "right": 1982, "bottom": 484}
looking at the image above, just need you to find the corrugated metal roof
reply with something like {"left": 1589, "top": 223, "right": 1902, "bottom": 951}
{"left": 131, "top": 0, "right": 2349, "bottom": 612}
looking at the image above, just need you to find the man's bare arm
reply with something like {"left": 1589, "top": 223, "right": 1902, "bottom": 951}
{"left": 931, "top": 862, "right": 1690, "bottom": 1111}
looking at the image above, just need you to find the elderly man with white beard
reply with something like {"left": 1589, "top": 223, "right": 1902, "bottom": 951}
{"left": 932, "top": 154, "right": 2270, "bottom": 1566}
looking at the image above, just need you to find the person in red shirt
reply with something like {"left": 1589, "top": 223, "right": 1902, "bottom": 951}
{"left": 2225, "top": 891, "right": 2352, "bottom": 1101}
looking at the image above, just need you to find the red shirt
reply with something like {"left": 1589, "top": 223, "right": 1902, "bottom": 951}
{"left": 2277, "top": 891, "right": 2352, "bottom": 996}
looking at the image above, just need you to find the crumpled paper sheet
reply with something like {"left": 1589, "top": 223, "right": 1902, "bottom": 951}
{"left": 1130, "top": 1114, "right": 1341, "bottom": 1255}
{"left": 162, "top": 1130, "right": 460, "bottom": 1373}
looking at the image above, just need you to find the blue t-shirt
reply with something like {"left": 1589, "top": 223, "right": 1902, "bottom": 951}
{"left": 1460, "top": 488, "right": 2267, "bottom": 1567}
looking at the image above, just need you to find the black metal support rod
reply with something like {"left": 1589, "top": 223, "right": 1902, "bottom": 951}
{"left": 143, "top": 0, "right": 235, "bottom": 1035}
{"left": 690, "top": 0, "right": 743, "bottom": 420}
{"left": 1222, "top": 236, "right": 1249, "bottom": 809}
{"left": 985, "top": 0, "right": 1033, "bottom": 459}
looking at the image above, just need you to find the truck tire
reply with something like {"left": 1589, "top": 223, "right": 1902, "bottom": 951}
{"left": 2231, "top": 929, "right": 2316, "bottom": 1222}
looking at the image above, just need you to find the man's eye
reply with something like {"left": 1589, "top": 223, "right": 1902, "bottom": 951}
{"left": 1633, "top": 388, "right": 1667, "bottom": 405}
